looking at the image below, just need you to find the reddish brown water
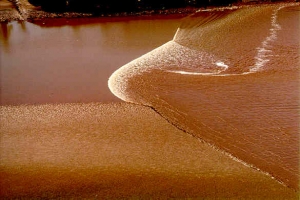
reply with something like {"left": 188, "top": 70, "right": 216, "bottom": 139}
{"left": 109, "top": 3, "right": 300, "bottom": 189}
{"left": 0, "top": 17, "right": 181, "bottom": 105}
{"left": 1, "top": 3, "right": 299, "bottom": 196}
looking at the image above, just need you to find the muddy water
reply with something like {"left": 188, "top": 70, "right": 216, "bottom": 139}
{"left": 109, "top": 3, "right": 300, "bottom": 189}
{"left": 0, "top": 17, "right": 181, "bottom": 105}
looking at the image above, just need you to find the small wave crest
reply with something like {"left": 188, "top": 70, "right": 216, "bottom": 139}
{"left": 250, "top": 6, "right": 284, "bottom": 73}
{"left": 166, "top": 61, "right": 229, "bottom": 75}
{"left": 108, "top": 3, "right": 300, "bottom": 190}
{"left": 108, "top": 41, "right": 226, "bottom": 101}
{"left": 171, "top": 3, "right": 299, "bottom": 76}
{"left": 109, "top": 3, "right": 300, "bottom": 103}
{"left": 170, "top": 5, "right": 289, "bottom": 76}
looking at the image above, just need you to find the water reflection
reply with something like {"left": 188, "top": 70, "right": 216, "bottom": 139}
{"left": 0, "top": 22, "right": 12, "bottom": 52}
{"left": 0, "top": 18, "right": 181, "bottom": 105}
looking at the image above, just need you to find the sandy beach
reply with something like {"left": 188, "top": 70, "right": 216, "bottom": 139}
{"left": 0, "top": 103, "right": 298, "bottom": 199}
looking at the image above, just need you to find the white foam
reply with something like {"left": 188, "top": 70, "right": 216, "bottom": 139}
{"left": 167, "top": 61, "right": 229, "bottom": 75}
{"left": 215, "top": 61, "right": 229, "bottom": 69}
{"left": 108, "top": 41, "right": 226, "bottom": 101}
{"left": 249, "top": 6, "right": 284, "bottom": 73}
{"left": 167, "top": 5, "right": 289, "bottom": 77}
{"left": 166, "top": 70, "right": 218, "bottom": 75}
{"left": 109, "top": 4, "right": 295, "bottom": 99}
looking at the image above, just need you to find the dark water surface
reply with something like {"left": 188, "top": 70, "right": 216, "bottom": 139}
{"left": 109, "top": 3, "right": 300, "bottom": 189}
{"left": 0, "top": 17, "right": 181, "bottom": 105}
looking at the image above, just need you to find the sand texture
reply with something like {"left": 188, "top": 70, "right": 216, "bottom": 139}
{"left": 0, "top": 103, "right": 298, "bottom": 199}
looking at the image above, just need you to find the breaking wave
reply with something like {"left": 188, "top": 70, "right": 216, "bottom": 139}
{"left": 108, "top": 2, "right": 300, "bottom": 190}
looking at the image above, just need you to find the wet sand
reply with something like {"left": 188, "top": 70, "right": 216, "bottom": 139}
{"left": 0, "top": 103, "right": 298, "bottom": 199}
{"left": 1, "top": 1, "right": 299, "bottom": 199}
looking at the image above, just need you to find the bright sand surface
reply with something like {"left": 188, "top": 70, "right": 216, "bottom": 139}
{"left": 0, "top": 103, "right": 298, "bottom": 199}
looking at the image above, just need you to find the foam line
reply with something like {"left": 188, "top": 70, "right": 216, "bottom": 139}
{"left": 249, "top": 6, "right": 284, "bottom": 73}
{"left": 108, "top": 41, "right": 227, "bottom": 101}
{"left": 168, "top": 5, "right": 289, "bottom": 77}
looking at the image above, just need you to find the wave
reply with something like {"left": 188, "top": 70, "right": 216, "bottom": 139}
{"left": 108, "top": 3, "right": 300, "bottom": 190}
{"left": 171, "top": 6, "right": 286, "bottom": 76}
{"left": 108, "top": 3, "right": 289, "bottom": 101}
{"left": 250, "top": 5, "right": 284, "bottom": 73}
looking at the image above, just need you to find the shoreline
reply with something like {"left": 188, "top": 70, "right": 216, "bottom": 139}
{"left": 0, "top": 102, "right": 298, "bottom": 199}
{"left": 1, "top": 0, "right": 298, "bottom": 23}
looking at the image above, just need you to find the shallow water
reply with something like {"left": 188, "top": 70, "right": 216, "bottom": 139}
{"left": 0, "top": 17, "right": 181, "bottom": 105}
{"left": 109, "top": 3, "right": 300, "bottom": 189}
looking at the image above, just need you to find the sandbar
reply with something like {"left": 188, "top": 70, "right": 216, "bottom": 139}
{"left": 0, "top": 102, "right": 298, "bottom": 199}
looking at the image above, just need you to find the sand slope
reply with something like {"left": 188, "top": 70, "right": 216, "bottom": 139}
{"left": 0, "top": 103, "right": 297, "bottom": 199}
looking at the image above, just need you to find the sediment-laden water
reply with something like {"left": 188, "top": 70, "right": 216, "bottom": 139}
{"left": 0, "top": 17, "right": 181, "bottom": 105}
{"left": 109, "top": 3, "right": 300, "bottom": 189}
{"left": 1, "top": 2, "right": 299, "bottom": 195}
